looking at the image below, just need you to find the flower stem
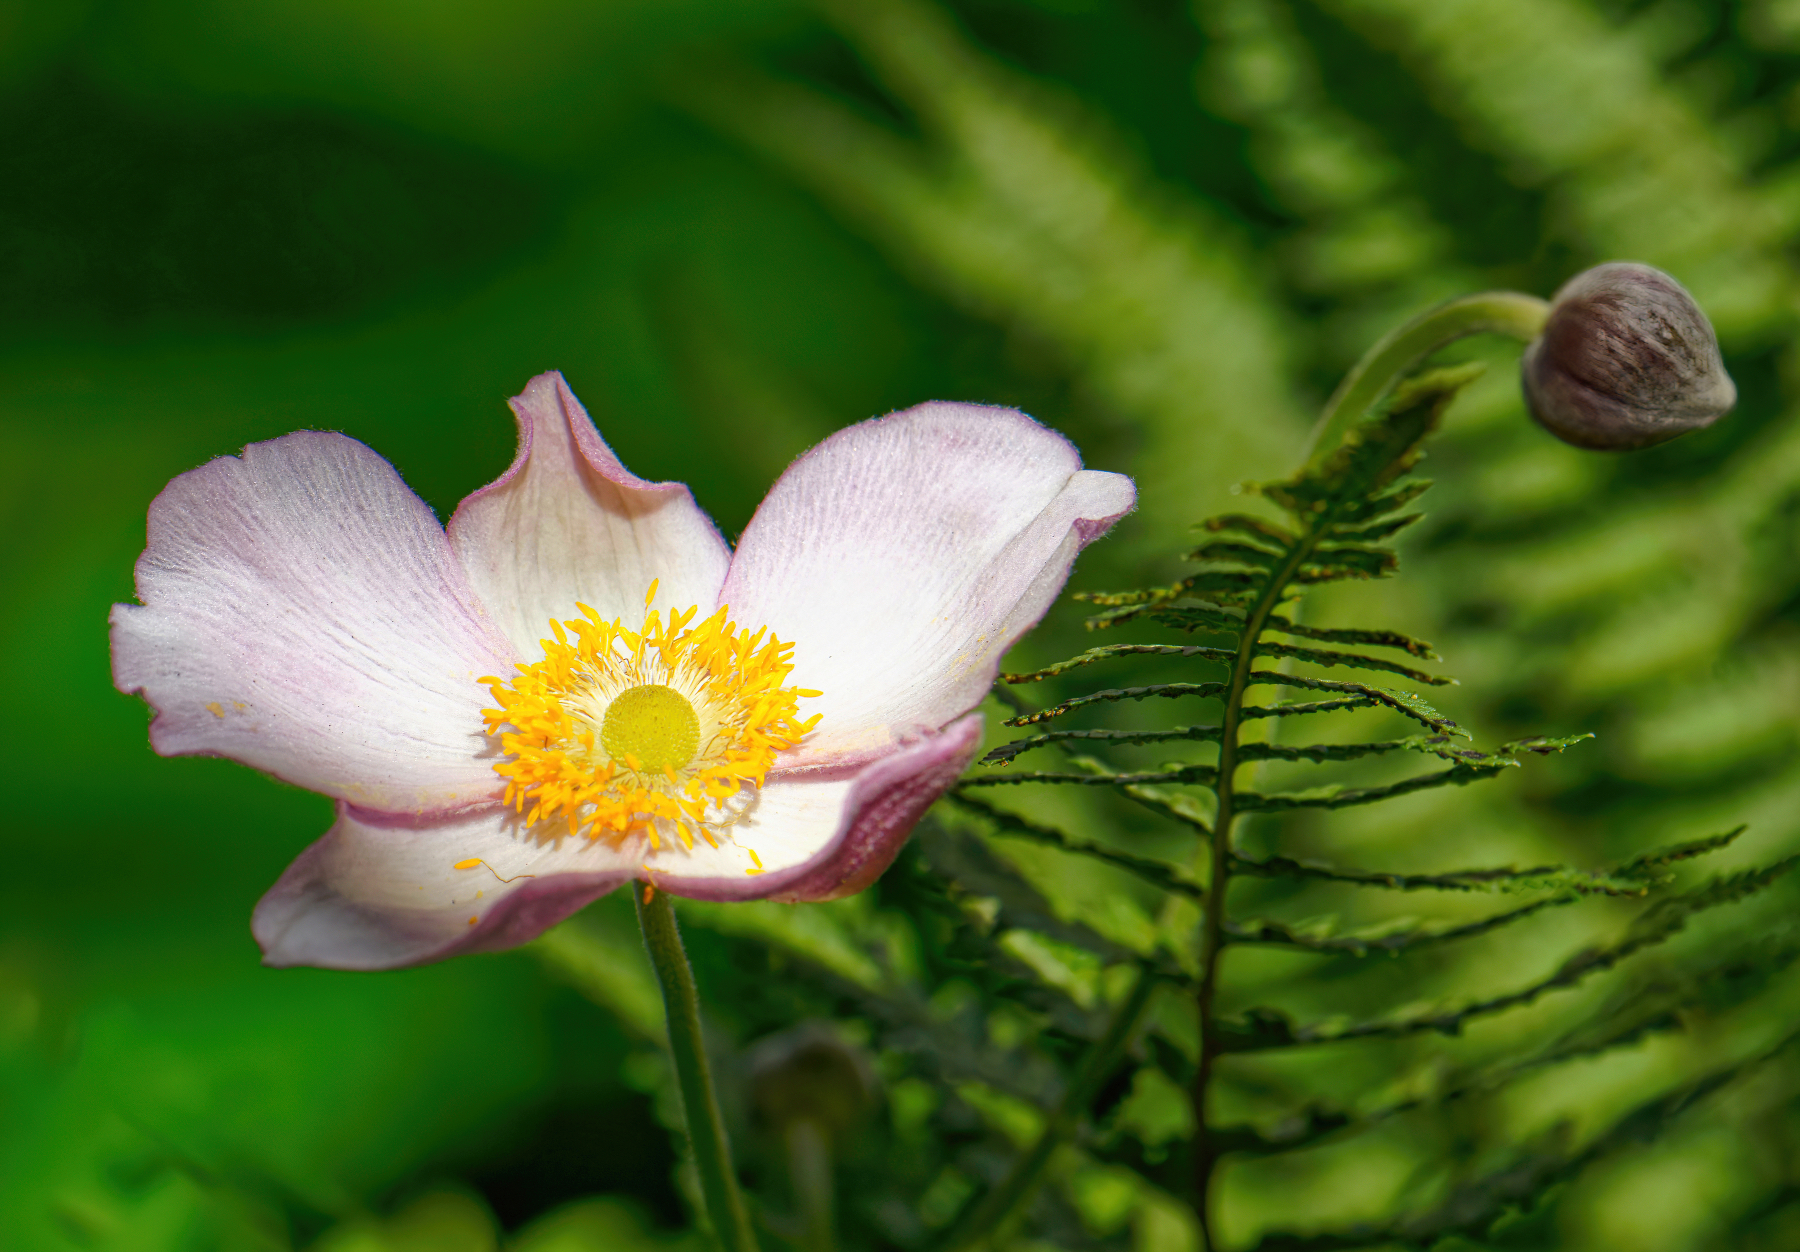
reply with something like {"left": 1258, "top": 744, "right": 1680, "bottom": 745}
{"left": 939, "top": 966, "right": 1160, "bottom": 1252}
{"left": 636, "top": 886, "right": 761, "bottom": 1252}
{"left": 1301, "top": 291, "right": 1550, "bottom": 464}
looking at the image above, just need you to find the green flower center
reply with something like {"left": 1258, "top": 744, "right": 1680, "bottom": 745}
{"left": 601, "top": 683, "right": 701, "bottom": 774}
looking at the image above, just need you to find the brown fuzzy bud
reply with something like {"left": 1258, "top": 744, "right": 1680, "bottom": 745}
{"left": 1521, "top": 262, "right": 1735, "bottom": 450}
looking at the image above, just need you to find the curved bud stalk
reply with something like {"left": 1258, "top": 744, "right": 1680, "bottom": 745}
{"left": 1302, "top": 292, "right": 1549, "bottom": 462}
{"left": 1523, "top": 262, "right": 1736, "bottom": 450}
{"left": 1303, "top": 261, "right": 1734, "bottom": 461}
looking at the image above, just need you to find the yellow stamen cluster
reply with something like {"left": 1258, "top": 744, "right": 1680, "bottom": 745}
{"left": 479, "top": 582, "right": 820, "bottom": 852}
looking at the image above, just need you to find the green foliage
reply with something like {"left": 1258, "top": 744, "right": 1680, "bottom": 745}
{"left": 8, "top": 0, "right": 1799, "bottom": 1249}
{"left": 945, "top": 363, "right": 1782, "bottom": 1249}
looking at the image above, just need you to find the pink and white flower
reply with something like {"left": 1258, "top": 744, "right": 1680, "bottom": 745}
{"left": 110, "top": 372, "right": 1135, "bottom": 970}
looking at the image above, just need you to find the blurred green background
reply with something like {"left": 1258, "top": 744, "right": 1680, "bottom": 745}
{"left": 4, "top": 0, "right": 1799, "bottom": 1249}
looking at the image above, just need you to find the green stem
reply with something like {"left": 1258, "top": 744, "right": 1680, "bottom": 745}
{"left": 636, "top": 886, "right": 761, "bottom": 1252}
{"left": 1301, "top": 291, "right": 1549, "bottom": 464}
{"left": 787, "top": 1118, "right": 835, "bottom": 1252}
{"left": 939, "top": 967, "right": 1160, "bottom": 1252}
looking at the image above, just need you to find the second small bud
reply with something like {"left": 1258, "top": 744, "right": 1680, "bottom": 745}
{"left": 1521, "top": 261, "right": 1736, "bottom": 451}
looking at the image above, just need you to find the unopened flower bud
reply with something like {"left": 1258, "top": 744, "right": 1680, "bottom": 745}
{"left": 1521, "top": 262, "right": 1735, "bottom": 450}
{"left": 748, "top": 1024, "right": 876, "bottom": 1139}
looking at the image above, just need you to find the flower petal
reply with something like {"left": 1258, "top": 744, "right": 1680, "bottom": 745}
{"left": 252, "top": 716, "right": 982, "bottom": 969}
{"left": 719, "top": 402, "right": 1134, "bottom": 765}
{"left": 253, "top": 804, "right": 635, "bottom": 970}
{"left": 447, "top": 372, "right": 732, "bottom": 655}
{"left": 111, "top": 431, "right": 519, "bottom": 814}
{"left": 653, "top": 713, "right": 985, "bottom": 902}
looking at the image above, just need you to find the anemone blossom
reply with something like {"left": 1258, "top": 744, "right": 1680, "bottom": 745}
{"left": 110, "top": 373, "right": 1135, "bottom": 970}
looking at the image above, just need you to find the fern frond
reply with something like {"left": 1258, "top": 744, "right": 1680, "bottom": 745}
{"left": 1002, "top": 681, "right": 1226, "bottom": 726}
{"left": 1252, "top": 640, "right": 1449, "bottom": 684}
{"left": 1243, "top": 1025, "right": 1800, "bottom": 1252}
{"left": 1237, "top": 733, "right": 1497, "bottom": 765}
{"left": 979, "top": 726, "right": 1563, "bottom": 769}
{"left": 1200, "top": 933, "right": 1800, "bottom": 1162}
{"left": 1613, "top": 826, "right": 1748, "bottom": 877}
{"left": 1238, "top": 673, "right": 1463, "bottom": 734}
{"left": 1124, "top": 602, "right": 1246, "bottom": 634}
{"left": 1333, "top": 512, "right": 1427, "bottom": 542}
{"left": 942, "top": 343, "right": 1770, "bottom": 1247}
{"left": 980, "top": 724, "right": 1223, "bottom": 766}
{"left": 1219, "top": 853, "right": 1799, "bottom": 1053}
{"left": 1233, "top": 765, "right": 1510, "bottom": 813}
{"left": 1238, "top": 696, "right": 1382, "bottom": 719}
{"left": 1225, "top": 896, "right": 1570, "bottom": 956}
{"left": 915, "top": 824, "right": 1146, "bottom": 967}
{"left": 947, "top": 791, "right": 1205, "bottom": 901}
{"left": 1074, "top": 579, "right": 1195, "bottom": 608}
{"left": 1259, "top": 617, "right": 1438, "bottom": 658}
{"left": 959, "top": 763, "right": 1219, "bottom": 790}
{"left": 1103, "top": 778, "right": 1215, "bottom": 836}
{"left": 1000, "top": 643, "right": 1232, "bottom": 684}
{"left": 1292, "top": 545, "right": 1399, "bottom": 583}
{"left": 1200, "top": 513, "right": 1299, "bottom": 546}
{"left": 1187, "top": 539, "right": 1290, "bottom": 569}
{"left": 1227, "top": 851, "right": 1653, "bottom": 896}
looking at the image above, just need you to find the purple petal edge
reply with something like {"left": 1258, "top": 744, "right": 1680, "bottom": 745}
{"left": 253, "top": 715, "right": 982, "bottom": 970}
{"left": 253, "top": 812, "right": 635, "bottom": 972}
{"left": 665, "top": 713, "right": 985, "bottom": 904}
